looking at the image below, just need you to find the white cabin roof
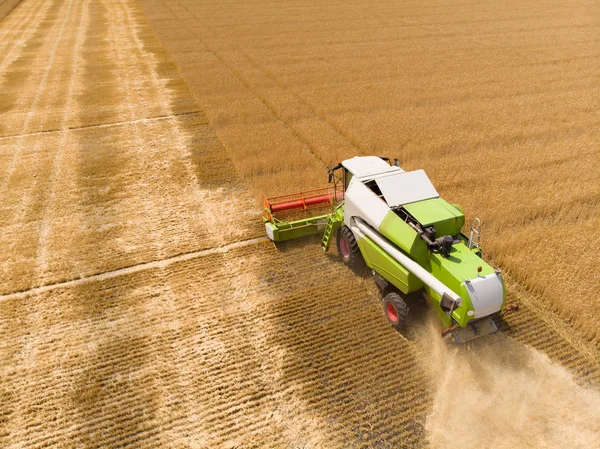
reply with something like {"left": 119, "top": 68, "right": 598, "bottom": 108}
{"left": 342, "top": 156, "right": 438, "bottom": 206}
{"left": 342, "top": 156, "right": 402, "bottom": 179}
{"left": 374, "top": 169, "right": 439, "bottom": 207}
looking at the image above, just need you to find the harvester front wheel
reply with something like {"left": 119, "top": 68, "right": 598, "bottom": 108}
{"left": 383, "top": 292, "right": 409, "bottom": 330}
{"left": 337, "top": 226, "right": 365, "bottom": 271}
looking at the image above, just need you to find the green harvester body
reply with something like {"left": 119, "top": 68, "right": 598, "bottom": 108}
{"left": 263, "top": 156, "right": 511, "bottom": 341}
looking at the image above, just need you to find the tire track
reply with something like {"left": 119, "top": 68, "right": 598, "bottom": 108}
{"left": 34, "top": 0, "right": 90, "bottom": 281}
{"left": 0, "top": 236, "right": 267, "bottom": 303}
{"left": 0, "top": 0, "right": 75, "bottom": 142}
{"left": 0, "top": 0, "right": 80, "bottom": 294}
{"left": 0, "top": 0, "right": 60, "bottom": 136}
{"left": 2, "top": 0, "right": 286, "bottom": 446}
{"left": 0, "top": 111, "right": 203, "bottom": 141}
{"left": 0, "top": 1, "right": 89, "bottom": 443}
{"left": 0, "top": 0, "right": 260, "bottom": 295}
{"left": 59, "top": 5, "right": 267, "bottom": 443}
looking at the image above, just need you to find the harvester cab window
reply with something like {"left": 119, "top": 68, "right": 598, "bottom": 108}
{"left": 344, "top": 168, "right": 353, "bottom": 192}
{"left": 364, "top": 179, "right": 383, "bottom": 198}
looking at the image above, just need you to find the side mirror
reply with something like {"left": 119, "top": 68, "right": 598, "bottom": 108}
{"left": 394, "top": 158, "right": 400, "bottom": 167}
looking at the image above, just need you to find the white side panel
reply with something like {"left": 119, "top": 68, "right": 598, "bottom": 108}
{"left": 343, "top": 178, "right": 390, "bottom": 229}
{"left": 465, "top": 274, "right": 504, "bottom": 318}
{"left": 265, "top": 222, "right": 275, "bottom": 241}
{"left": 375, "top": 169, "right": 439, "bottom": 207}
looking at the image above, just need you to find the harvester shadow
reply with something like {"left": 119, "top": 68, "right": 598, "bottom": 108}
{"left": 401, "top": 292, "right": 431, "bottom": 342}
{"left": 71, "top": 316, "right": 159, "bottom": 449}
{"left": 267, "top": 239, "right": 432, "bottom": 448}
{"left": 272, "top": 234, "right": 323, "bottom": 253}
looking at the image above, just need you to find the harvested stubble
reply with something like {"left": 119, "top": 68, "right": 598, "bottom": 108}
{"left": 0, "top": 239, "right": 433, "bottom": 448}
{"left": 1, "top": 0, "right": 431, "bottom": 447}
{"left": 138, "top": 0, "right": 600, "bottom": 354}
{"left": 0, "top": 0, "right": 259, "bottom": 296}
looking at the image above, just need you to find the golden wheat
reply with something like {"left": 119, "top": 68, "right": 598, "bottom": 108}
{"left": 138, "top": 0, "right": 600, "bottom": 351}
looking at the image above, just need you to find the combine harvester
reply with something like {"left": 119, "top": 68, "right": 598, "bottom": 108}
{"left": 263, "top": 156, "right": 518, "bottom": 345}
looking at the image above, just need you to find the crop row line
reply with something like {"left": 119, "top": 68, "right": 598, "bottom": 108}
{"left": 0, "top": 236, "right": 267, "bottom": 303}
{"left": 0, "top": 110, "right": 205, "bottom": 141}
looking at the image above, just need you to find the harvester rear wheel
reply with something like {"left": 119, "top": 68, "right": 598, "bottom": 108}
{"left": 337, "top": 226, "right": 365, "bottom": 271}
{"left": 383, "top": 292, "right": 409, "bottom": 330}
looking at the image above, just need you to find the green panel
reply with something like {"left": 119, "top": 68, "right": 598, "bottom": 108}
{"left": 356, "top": 222, "right": 505, "bottom": 329}
{"left": 427, "top": 241, "right": 501, "bottom": 327}
{"left": 452, "top": 203, "right": 464, "bottom": 216}
{"left": 265, "top": 214, "right": 331, "bottom": 242}
{"left": 403, "top": 198, "right": 465, "bottom": 236}
{"left": 356, "top": 235, "right": 424, "bottom": 294}
{"left": 429, "top": 241, "right": 495, "bottom": 291}
{"left": 378, "top": 210, "right": 428, "bottom": 266}
{"left": 320, "top": 204, "right": 344, "bottom": 250}
{"left": 455, "top": 283, "right": 476, "bottom": 327}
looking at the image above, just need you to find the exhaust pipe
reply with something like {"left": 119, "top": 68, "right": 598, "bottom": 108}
{"left": 352, "top": 217, "right": 462, "bottom": 305}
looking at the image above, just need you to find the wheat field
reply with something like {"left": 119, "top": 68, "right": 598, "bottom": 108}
{"left": 139, "top": 0, "right": 600, "bottom": 350}
{"left": 1, "top": 0, "right": 600, "bottom": 448}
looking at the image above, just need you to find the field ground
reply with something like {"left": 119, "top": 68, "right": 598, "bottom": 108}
{"left": 1, "top": 0, "right": 599, "bottom": 448}
{"left": 0, "top": 0, "right": 21, "bottom": 21}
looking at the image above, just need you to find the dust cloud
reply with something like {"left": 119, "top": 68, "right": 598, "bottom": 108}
{"left": 415, "top": 316, "right": 600, "bottom": 449}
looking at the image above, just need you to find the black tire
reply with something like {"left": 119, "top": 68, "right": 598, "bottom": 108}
{"left": 336, "top": 226, "right": 365, "bottom": 271}
{"left": 383, "top": 292, "right": 409, "bottom": 330}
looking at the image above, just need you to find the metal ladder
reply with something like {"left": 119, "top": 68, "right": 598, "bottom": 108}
{"left": 321, "top": 214, "right": 341, "bottom": 251}
{"left": 468, "top": 218, "right": 481, "bottom": 251}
